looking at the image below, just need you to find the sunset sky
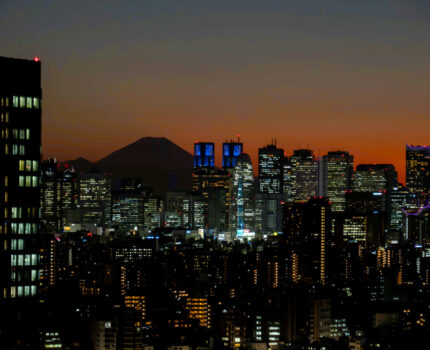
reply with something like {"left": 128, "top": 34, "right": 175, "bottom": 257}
{"left": 1, "top": 0, "right": 430, "bottom": 183}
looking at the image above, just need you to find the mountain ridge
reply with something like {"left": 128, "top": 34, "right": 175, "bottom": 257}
{"left": 62, "top": 137, "right": 193, "bottom": 194}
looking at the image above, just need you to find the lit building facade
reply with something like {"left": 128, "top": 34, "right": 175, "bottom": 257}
{"left": 79, "top": 173, "right": 112, "bottom": 226}
{"left": 406, "top": 144, "right": 430, "bottom": 203}
{"left": 193, "top": 142, "right": 214, "bottom": 170}
{"left": 290, "top": 149, "right": 318, "bottom": 201}
{"left": 322, "top": 151, "right": 353, "bottom": 212}
{"left": 222, "top": 140, "right": 243, "bottom": 171}
{"left": 258, "top": 144, "right": 284, "bottom": 194}
{"left": 229, "top": 153, "right": 255, "bottom": 236}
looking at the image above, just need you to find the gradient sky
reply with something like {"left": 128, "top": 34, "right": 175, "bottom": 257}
{"left": 1, "top": 0, "right": 430, "bottom": 183}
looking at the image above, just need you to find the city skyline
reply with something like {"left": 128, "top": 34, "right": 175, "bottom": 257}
{"left": 2, "top": 1, "right": 430, "bottom": 348}
{"left": 1, "top": 1, "right": 429, "bottom": 183}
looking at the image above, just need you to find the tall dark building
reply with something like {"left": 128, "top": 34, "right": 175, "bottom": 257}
{"left": 406, "top": 145, "right": 430, "bottom": 203}
{"left": 0, "top": 56, "right": 42, "bottom": 300}
{"left": 41, "top": 158, "right": 79, "bottom": 232}
{"left": 258, "top": 143, "right": 284, "bottom": 194}
{"left": 353, "top": 164, "right": 397, "bottom": 193}
{"left": 321, "top": 151, "right": 353, "bottom": 212}
{"left": 192, "top": 142, "right": 230, "bottom": 229}
{"left": 290, "top": 149, "right": 318, "bottom": 201}
{"left": 222, "top": 140, "right": 243, "bottom": 171}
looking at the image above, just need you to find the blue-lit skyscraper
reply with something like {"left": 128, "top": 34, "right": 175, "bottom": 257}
{"left": 193, "top": 142, "right": 214, "bottom": 169}
{"left": 222, "top": 141, "right": 243, "bottom": 170}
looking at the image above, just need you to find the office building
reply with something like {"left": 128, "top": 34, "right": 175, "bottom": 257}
{"left": 193, "top": 142, "right": 214, "bottom": 170}
{"left": 258, "top": 143, "right": 284, "bottom": 194}
{"left": 290, "top": 149, "right": 318, "bottom": 201}
{"left": 222, "top": 140, "right": 243, "bottom": 171}
{"left": 0, "top": 56, "right": 42, "bottom": 300}
{"left": 406, "top": 144, "right": 430, "bottom": 203}
{"left": 321, "top": 151, "right": 353, "bottom": 212}
{"left": 353, "top": 164, "right": 397, "bottom": 194}
{"left": 230, "top": 153, "right": 255, "bottom": 236}
{"left": 79, "top": 173, "right": 112, "bottom": 226}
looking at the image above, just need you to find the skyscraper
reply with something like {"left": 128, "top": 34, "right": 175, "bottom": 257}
{"left": 290, "top": 149, "right": 318, "bottom": 201}
{"left": 406, "top": 145, "right": 430, "bottom": 203}
{"left": 230, "top": 153, "right": 255, "bottom": 237}
{"left": 192, "top": 142, "right": 230, "bottom": 230}
{"left": 193, "top": 141, "right": 214, "bottom": 170}
{"left": 321, "top": 151, "right": 353, "bottom": 212}
{"left": 222, "top": 140, "right": 243, "bottom": 171}
{"left": 0, "top": 56, "right": 42, "bottom": 300}
{"left": 79, "top": 173, "right": 112, "bottom": 226}
{"left": 353, "top": 164, "right": 397, "bottom": 193}
{"left": 258, "top": 143, "right": 284, "bottom": 194}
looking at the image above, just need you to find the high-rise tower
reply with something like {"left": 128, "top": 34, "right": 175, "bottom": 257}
{"left": 0, "top": 56, "right": 42, "bottom": 300}
{"left": 406, "top": 145, "right": 430, "bottom": 203}
{"left": 230, "top": 153, "right": 255, "bottom": 237}
{"left": 290, "top": 149, "right": 318, "bottom": 201}
{"left": 258, "top": 143, "right": 284, "bottom": 194}
{"left": 322, "top": 151, "right": 353, "bottom": 212}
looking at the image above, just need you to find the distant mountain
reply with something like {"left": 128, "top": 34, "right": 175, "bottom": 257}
{"left": 62, "top": 157, "right": 98, "bottom": 173}
{"left": 65, "top": 137, "right": 193, "bottom": 194}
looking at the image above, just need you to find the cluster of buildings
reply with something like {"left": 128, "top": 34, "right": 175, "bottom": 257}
{"left": 2, "top": 56, "right": 430, "bottom": 349}
{"left": 39, "top": 137, "right": 430, "bottom": 249}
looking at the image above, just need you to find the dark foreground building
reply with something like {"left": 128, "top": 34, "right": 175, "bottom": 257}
{"left": 0, "top": 56, "right": 43, "bottom": 348}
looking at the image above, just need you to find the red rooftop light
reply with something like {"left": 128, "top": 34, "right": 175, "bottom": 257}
{"left": 34, "top": 57, "right": 40, "bottom": 62}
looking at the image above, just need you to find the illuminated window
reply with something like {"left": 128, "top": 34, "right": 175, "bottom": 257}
{"left": 18, "top": 239, "right": 24, "bottom": 250}
{"left": 32, "top": 176, "right": 38, "bottom": 187}
{"left": 24, "top": 254, "right": 31, "bottom": 266}
{"left": 10, "top": 287, "right": 16, "bottom": 298}
{"left": 25, "top": 160, "right": 31, "bottom": 171}
{"left": 11, "top": 223, "right": 17, "bottom": 234}
{"left": 19, "top": 129, "right": 25, "bottom": 139}
{"left": 25, "top": 223, "right": 31, "bottom": 234}
{"left": 31, "top": 254, "right": 38, "bottom": 265}
{"left": 5, "top": 144, "right": 8, "bottom": 155}
{"left": 31, "top": 270, "right": 37, "bottom": 281}
{"left": 11, "top": 239, "right": 17, "bottom": 250}
{"left": 4, "top": 192, "right": 7, "bottom": 202}
{"left": 19, "top": 176, "right": 24, "bottom": 187}
{"left": 24, "top": 286, "right": 30, "bottom": 296}
{"left": 20, "top": 96, "right": 25, "bottom": 108}
{"left": 31, "top": 286, "right": 36, "bottom": 296}
{"left": 25, "top": 176, "right": 31, "bottom": 187}
{"left": 17, "top": 286, "right": 23, "bottom": 297}
{"left": 19, "top": 160, "right": 24, "bottom": 171}
{"left": 13, "top": 96, "right": 18, "bottom": 107}
{"left": 26, "top": 129, "right": 30, "bottom": 140}
{"left": 12, "top": 129, "right": 18, "bottom": 139}
{"left": 32, "top": 160, "right": 38, "bottom": 171}
{"left": 26, "top": 97, "right": 32, "bottom": 108}
{"left": 18, "top": 223, "right": 24, "bottom": 234}
{"left": 12, "top": 144, "right": 17, "bottom": 155}
{"left": 19, "top": 145, "right": 24, "bottom": 155}
{"left": 5, "top": 97, "right": 8, "bottom": 107}
{"left": 33, "top": 97, "right": 39, "bottom": 109}
{"left": 18, "top": 255, "right": 23, "bottom": 266}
